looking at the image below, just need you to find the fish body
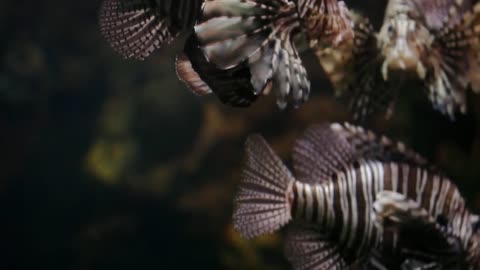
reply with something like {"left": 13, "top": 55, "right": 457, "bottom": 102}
{"left": 316, "top": 0, "right": 480, "bottom": 121}
{"left": 99, "top": 0, "right": 354, "bottom": 108}
{"left": 233, "top": 123, "right": 480, "bottom": 269}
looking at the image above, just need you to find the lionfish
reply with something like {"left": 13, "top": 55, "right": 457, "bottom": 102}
{"left": 316, "top": 0, "right": 480, "bottom": 121}
{"left": 98, "top": 0, "right": 353, "bottom": 108}
{"left": 233, "top": 123, "right": 480, "bottom": 269}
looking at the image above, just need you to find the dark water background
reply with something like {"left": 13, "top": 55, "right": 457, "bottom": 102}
{"left": 1, "top": 1, "right": 479, "bottom": 269}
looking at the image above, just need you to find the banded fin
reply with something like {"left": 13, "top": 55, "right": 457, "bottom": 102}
{"left": 99, "top": 0, "right": 203, "bottom": 60}
{"left": 329, "top": 123, "right": 429, "bottom": 167}
{"left": 422, "top": 1, "right": 480, "bottom": 117}
{"left": 292, "top": 123, "right": 355, "bottom": 183}
{"left": 296, "top": 0, "right": 355, "bottom": 48}
{"left": 192, "top": 0, "right": 309, "bottom": 107}
{"left": 175, "top": 54, "right": 212, "bottom": 96}
{"left": 284, "top": 225, "right": 348, "bottom": 270}
{"left": 373, "top": 191, "right": 462, "bottom": 259}
{"left": 293, "top": 122, "right": 430, "bottom": 184}
{"left": 409, "top": 0, "right": 474, "bottom": 30}
{"left": 181, "top": 35, "right": 258, "bottom": 106}
{"left": 233, "top": 135, "right": 295, "bottom": 239}
{"left": 314, "top": 12, "right": 391, "bottom": 121}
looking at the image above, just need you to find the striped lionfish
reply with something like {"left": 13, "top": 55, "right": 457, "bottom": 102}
{"left": 233, "top": 123, "right": 480, "bottom": 269}
{"left": 98, "top": 0, "right": 353, "bottom": 108}
{"left": 316, "top": 0, "right": 480, "bottom": 121}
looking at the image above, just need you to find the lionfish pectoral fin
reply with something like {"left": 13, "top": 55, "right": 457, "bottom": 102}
{"left": 424, "top": 66, "right": 467, "bottom": 118}
{"left": 99, "top": 0, "right": 203, "bottom": 60}
{"left": 182, "top": 35, "right": 258, "bottom": 107}
{"left": 194, "top": 0, "right": 309, "bottom": 107}
{"left": 175, "top": 53, "right": 212, "bottom": 96}
{"left": 465, "top": 3, "right": 480, "bottom": 93}
{"left": 425, "top": 2, "right": 480, "bottom": 117}
{"left": 285, "top": 225, "right": 348, "bottom": 270}
{"left": 467, "top": 50, "right": 480, "bottom": 93}
{"left": 314, "top": 11, "right": 375, "bottom": 91}
{"left": 314, "top": 12, "right": 388, "bottom": 122}
{"left": 272, "top": 41, "right": 310, "bottom": 108}
{"left": 232, "top": 135, "right": 295, "bottom": 239}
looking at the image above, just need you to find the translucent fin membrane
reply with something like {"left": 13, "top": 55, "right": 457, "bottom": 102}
{"left": 233, "top": 135, "right": 294, "bottom": 239}
{"left": 99, "top": 0, "right": 202, "bottom": 60}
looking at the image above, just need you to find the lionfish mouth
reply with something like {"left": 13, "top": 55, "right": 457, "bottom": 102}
{"left": 381, "top": 56, "right": 426, "bottom": 81}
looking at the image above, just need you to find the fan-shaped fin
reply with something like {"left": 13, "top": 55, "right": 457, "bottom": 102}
{"left": 190, "top": 0, "right": 309, "bottom": 107}
{"left": 285, "top": 225, "right": 349, "bottom": 270}
{"left": 99, "top": 0, "right": 203, "bottom": 60}
{"left": 292, "top": 123, "right": 356, "bottom": 183}
{"left": 233, "top": 135, "right": 295, "bottom": 239}
{"left": 292, "top": 123, "right": 430, "bottom": 183}
{"left": 424, "top": 1, "right": 480, "bottom": 117}
{"left": 313, "top": 12, "right": 391, "bottom": 122}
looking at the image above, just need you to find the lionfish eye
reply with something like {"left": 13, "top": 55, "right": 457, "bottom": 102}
{"left": 387, "top": 25, "right": 395, "bottom": 36}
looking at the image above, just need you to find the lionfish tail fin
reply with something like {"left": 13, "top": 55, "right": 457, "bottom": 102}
{"left": 233, "top": 135, "right": 295, "bottom": 239}
{"left": 99, "top": 0, "right": 203, "bottom": 60}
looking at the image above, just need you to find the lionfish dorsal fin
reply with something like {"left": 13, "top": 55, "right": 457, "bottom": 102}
{"left": 190, "top": 0, "right": 309, "bottom": 107}
{"left": 181, "top": 35, "right": 259, "bottom": 107}
{"left": 330, "top": 123, "right": 430, "bottom": 166}
{"left": 99, "top": 0, "right": 203, "bottom": 60}
{"left": 293, "top": 123, "right": 431, "bottom": 183}
{"left": 292, "top": 123, "right": 357, "bottom": 184}
{"left": 285, "top": 224, "right": 349, "bottom": 270}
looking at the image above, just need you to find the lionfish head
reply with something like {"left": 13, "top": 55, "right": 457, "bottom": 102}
{"left": 377, "top": 13, "right": 431, "bottom": 81}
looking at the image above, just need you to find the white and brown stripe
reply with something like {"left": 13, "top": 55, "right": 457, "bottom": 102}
{"left": 288, "top": 159, "right": 475, "bottom": 266}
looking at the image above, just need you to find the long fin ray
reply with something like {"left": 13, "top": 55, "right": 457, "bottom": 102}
{"left": 189, "top": 0, "right": 309, "bottom": 107}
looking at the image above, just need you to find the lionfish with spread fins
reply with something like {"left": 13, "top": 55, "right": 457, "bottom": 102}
{"left": 316, "top": 0, "right": 480, "bottom": 121}
{"left": 233, "top": 123, "right": 480, "bottom": 269}
{"left": 98, "top": 0, "right": 353, "bottom": 108}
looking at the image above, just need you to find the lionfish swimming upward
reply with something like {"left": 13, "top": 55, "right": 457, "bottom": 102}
{"left": 316, "top": 0, "right": 480, "bottom": 121}
{"left": 233, "top": 123, "right": 480, "bottom": 269}
{"left": 98, "top": 0, "right": 353, "bottom": 108}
